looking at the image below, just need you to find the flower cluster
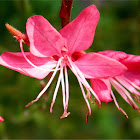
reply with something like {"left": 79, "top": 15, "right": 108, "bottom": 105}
{"left": 91, "top": 51, "right": 140, "bottom": 118}
{"left": 0, "top": 5, "right": 139, "bottom": 122}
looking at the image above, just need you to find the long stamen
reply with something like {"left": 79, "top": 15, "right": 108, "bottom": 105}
{"left": 60, "top": 66, "right": 70, "bottom": 119}
{"left": 110, "top": 79, "right": 130, "bottom": 104}
{"left": 67, "top": 57, "right": 100, "bottom": 105}
{"left": 60, "top": 66, "right": 66, "bottom": 110}
{"left": 123, "top": 76, "right": 140, "bottom": 91}
{"left": 69, "top": 60, "right": 95, "bottom": 104}
{"left": 74, "top": 65, "right": 99, "bottom": 101}
{"left": 110, "top": 78, "right": 139, "bottom": 110}
{"left": 25, "top": 58, "right": 62, "bottom": 107}
{"left": 111, "top": 90, "right": 128, "bottom": 119}
{"left": 69, "top": 63, "right": 91, "bottom": 96}
{"left": 66, "top": 56, "right": 92, "bottom": 119}
{"left": 115, "top": 76, "right": 140, "bottom": 96}
{"left": 65, "top": 66, "right": 69, "bottom": 108}
{"left": 78, "top": 78, "right": 91, "bottom": 119}
{"left": 20, "top": 40, "right": 57, "bottom": 72}
{"left": 50, "top": 68, "right": 62, "bottom": 113}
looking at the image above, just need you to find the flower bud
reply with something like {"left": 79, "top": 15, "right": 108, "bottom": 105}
{"left": 5, "top": 23, "right": 29, "bottom": 45}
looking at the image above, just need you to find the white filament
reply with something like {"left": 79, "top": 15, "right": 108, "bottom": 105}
{"left": 25, "top": 58, "right": 62, "bottom": 107}
{"left": 50, "top": 67, "right": 62, "bottom": 113}
{"left": 111, "top": 90, "right": 128, "bottom": 118}
{"left": 67, "top": 56, "right": 100, "bottom": 105}
{"left": 65, "top": 66, "right": 69, "bottom": 110}
{"left": 77, "top": 78, "right": 91, "bottom": 116}
{"left": 60, "top": 66, "right": 66, "bottom": 110}
{"left": 20, "top": 40, "right": 57, "bottom": 72}
{"left": 110, "top": 78, "right": 139, "bottom": 110}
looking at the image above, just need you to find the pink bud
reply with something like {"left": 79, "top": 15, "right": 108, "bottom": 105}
{"left": 5, "top": 23, "right": 29, "bottom": 45}
{"left": 0, "top": 116, "right": 4, "bottom": 123}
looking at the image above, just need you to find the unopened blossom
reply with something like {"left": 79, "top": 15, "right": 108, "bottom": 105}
{"left": 91, "top": 50, "right": 140, "bottom": 118}
{"left": 0, "top": 5, "right": 127, "bottom": 119}
{"left": 0, "top": 116, "right": 4, "bottom": 123}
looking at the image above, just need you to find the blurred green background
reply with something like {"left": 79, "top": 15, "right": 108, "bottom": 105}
{"left": 0, "top": 0, "right": 140, "bottom": 139}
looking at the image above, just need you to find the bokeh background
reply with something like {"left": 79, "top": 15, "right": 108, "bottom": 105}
{"left": 0, "top": 0, "right": 140, "bottom": 139}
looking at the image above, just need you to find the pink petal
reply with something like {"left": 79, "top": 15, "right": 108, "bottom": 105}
{"left": 123, "top": 69, "right": 140, "bottom": 87}
{"left": 98, "top": 50, "right": 128, "bottom": 61}
{"left": 120, "top": 55, "right": 140, "bottom": 69}
{"left": 26, "top": 15, "right": 65, "bottom": 57}
{"left": 59, "top": 5, "right": 99, "bottom": 55}
{"left": 0, "top": 116, "right": 4, "bottom": 122}
{"left": 74, "top": 53, "right": 127, "bottom": 79}
{"left": 90, "top": 79, "right": 112, "bottom": 103}
{"left": 0, "top": 52, "right": 57, "bottom": 79}
{"left": 98, "top": 50, "right": 140, "bottom": 69}
{"left": 98, "top": 51, "right": 140, "bottom": 87}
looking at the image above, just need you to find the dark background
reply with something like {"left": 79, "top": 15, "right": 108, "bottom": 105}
{"left": 0, "top": 0, "right": 140, "bottom": 139}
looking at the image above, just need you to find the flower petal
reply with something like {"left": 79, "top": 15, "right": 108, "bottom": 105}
{"left": 90, "top": 79, "right": 112, "bottom": 103}
{"left": 121, "top": 55, "right": 140, "bottom": 69}
{"left": 59, "top": 5, "right": 99, "bottom": 55}
{"left": 98, "top": 50, "right": 128, "bottom": 61}
{"left": 123, "top": 69, "right": 140, "bottom": 87}
{"left": 26, "top": 15, "right": 65, "bottom": 57}
{"left": 74, "top": 53, "right": 127, "bottom": 78}
{"left": 0, "top": 52, "right": 57, "bottom": 79}
{"left": 98, "top": 50, "right": 140, "bottom": 69}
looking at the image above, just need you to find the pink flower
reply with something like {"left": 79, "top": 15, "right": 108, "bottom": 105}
{"left": 91, "top": 50, "right": 140, "bottom": 118}
{"left": 0, "top": 5, "right": 127, "bottom": 119}
{"left": 0, "top": 116, "right": 4, "bottom": 123}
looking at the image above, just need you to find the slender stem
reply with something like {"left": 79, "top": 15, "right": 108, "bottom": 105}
{"left": 59, "top": 0, "right": 73, "bottom": 27}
